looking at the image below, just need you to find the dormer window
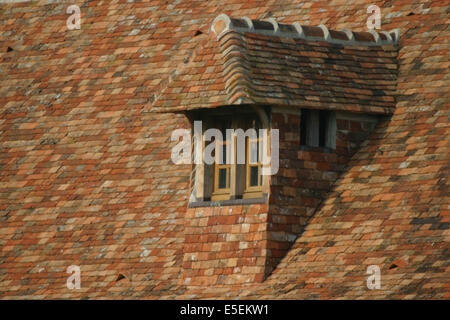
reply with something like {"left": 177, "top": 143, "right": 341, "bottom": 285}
{"left": 189, "top": 108, "right": 270, "bottom": 204}
{"left": 300, "top": 109, "right": 336, "bottom": 150}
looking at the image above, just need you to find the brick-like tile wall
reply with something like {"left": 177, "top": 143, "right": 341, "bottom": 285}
{"left": 266, "top": 107, "right": 381, "bottom": 276}
{"left": 183, "top": 203, "right": 268, "bottom": 286}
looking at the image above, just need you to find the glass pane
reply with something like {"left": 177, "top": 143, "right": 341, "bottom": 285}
{"left": 218, "top": 168, "right": 228, "bottom": 189}
{"left": 249, "top": 166, "right": 259, "bottom": 187}
{"left": 222, "top": 143, "right": 227, "bottom": 164}
{"left": 249, "top": 140, "right": 258, "bottom": 163}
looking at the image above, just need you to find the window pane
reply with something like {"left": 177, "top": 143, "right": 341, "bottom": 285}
{"left": 249, "top": 166, "right": 259, "bottom": 187}
{"left": 249, "top": 140, "right": 258, "bottom": 163}
{"left": 319, "top": 110, "right": 328, "bottom": 147}
{"left": 326, "top": 111, "right": 336, "bottom": 149}
{"left": 222, "top": 143, "right": 227, "bottom": 164}
{"left": 218, "top": 168, "right": 228, "bottom": 189}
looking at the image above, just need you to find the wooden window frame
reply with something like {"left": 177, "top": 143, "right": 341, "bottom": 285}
{"left": 243, "top": 134, "right": 263, "bottom": 199}
{"left": 199, "top": 111, "right": 268, "bottom": 202}
{"left": 211, "top": 139, "right": 232, "bottom": 201}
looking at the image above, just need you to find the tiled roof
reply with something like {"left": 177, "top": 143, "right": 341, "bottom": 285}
{"left": 0, "top": 0, "right": 448, "bottom": 300}
{"left": 150, "top": 14, "right": 399, "bottom": 114}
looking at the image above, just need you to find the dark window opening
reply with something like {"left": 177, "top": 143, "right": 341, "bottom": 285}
{"left": 318, "top": 110, "right": 328, "bottom": 148}
{"left": 300, "top": 109, "right": 336, "bottom": 149}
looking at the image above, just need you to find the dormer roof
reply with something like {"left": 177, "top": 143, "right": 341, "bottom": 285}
{"left": 150, "top": 14, "right": 399, "bottom": 114}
